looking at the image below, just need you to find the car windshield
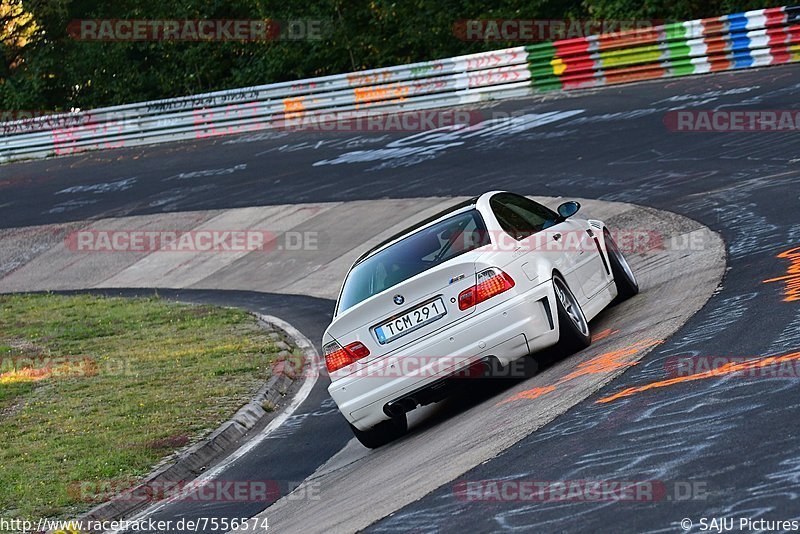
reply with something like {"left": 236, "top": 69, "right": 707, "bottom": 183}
{"left": 338, "top": 209, "right": 490, "bottom": 313}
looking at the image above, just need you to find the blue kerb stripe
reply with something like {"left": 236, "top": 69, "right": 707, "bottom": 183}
{"left": 730, "top": 38, "right": 753, "bottom": 67}
{"left": 727, "top": 13, "right": 749, "bottom": 32}
{"left": 731, "top": 50, "right": 754, "bottom": 68}
{"left": 729, "top": 34, "right": 752, "bottom": 52}
{"left": 726, "top": 13, "right": 752, "bottom": 68}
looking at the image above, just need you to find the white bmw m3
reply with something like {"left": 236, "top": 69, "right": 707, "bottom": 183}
{"left": 323, "top": 191, "right": 638, "bottom": 448}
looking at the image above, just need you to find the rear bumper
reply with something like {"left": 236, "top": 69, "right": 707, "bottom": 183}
{"left": 328, "top": 279, "right": 559, "bottom": 430}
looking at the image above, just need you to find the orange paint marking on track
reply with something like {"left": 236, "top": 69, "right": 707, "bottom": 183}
{"left": 559, "top": 338, "right": 662, "bottom": 383}
{"left": 763, "top": 246, "right": 800, "bottom": 302}
{"left": 591, "top": 328, "right": 620, "bottom": 342}
{"left": 497, "top": 385, "right": 556, "bottom": 406}
{"left": 495, "top": 338, "right": 663, "bottom": 407}
{"left": 596, "top": 350, "right": 800, "bottom": 404}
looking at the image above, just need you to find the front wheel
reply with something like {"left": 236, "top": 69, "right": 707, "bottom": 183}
{"left": 604, "top": 230, "right": 639, "bottom": 302}
{"left": 553, "top": 274, "right": 591, "bottom": 353}
{"left": 349, "top": 414, "right": 407, "bottom": 449}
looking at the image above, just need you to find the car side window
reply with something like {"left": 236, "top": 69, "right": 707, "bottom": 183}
{"left": 491, "top": 193, "right": 559, "bottom": 240}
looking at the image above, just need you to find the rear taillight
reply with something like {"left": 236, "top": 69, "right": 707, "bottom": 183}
{"left": 458, "top": 268, "right": 515, "bottom": 311}
{"left": 324, "top": 340, "right": 371, "bottom": 373}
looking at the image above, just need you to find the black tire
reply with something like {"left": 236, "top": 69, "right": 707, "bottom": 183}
{"left": 349, "top": 414, "right": 407, "bottom": 449}
{"left": 552, "top": 274, "right": 591, "bottom": 353}
{"left": 604, "top": 230, "right": 639, "bottom": 302}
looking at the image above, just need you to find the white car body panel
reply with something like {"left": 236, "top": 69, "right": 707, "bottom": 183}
{"left": 324, "top": 191, "right": 620, "bottom": 431}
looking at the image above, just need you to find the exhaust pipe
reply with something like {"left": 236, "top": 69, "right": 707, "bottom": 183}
{"left": 384, "top": 397, "right": 417, "bottom": 418}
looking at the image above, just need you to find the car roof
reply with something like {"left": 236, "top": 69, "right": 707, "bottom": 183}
{"left": 354, "top": 196, "right": 481, "bottom": 265}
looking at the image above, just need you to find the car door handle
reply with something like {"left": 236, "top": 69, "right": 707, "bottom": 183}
{"left": 552, "top": 233, "right": 561, "bottom": 241}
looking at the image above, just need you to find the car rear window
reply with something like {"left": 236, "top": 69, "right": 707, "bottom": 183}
{"left": 490, "top": 193, "right": 560, "bottom": 240}
{"left": 337, "top": 209, "right": 490, "bottom": 313}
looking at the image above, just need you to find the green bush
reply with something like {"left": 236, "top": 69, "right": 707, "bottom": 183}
{"left": 0, "top": 0, "right": 789, "bottom": 111}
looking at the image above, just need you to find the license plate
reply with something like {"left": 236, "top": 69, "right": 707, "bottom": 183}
{"left": 375, "top": 298, "right": 447, "bottom": 344}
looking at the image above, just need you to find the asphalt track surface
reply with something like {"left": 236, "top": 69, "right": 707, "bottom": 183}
{"left": 2, "top": 196, "right": 723, "bottom": 533}
{"left": 2, "top": 63, "right": 800, "bottom": 532}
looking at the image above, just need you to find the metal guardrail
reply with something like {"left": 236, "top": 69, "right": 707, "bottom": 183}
{"left": 1, "top": 6, "right": 798, "bottom": 163}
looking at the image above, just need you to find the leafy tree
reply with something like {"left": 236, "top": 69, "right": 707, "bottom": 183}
{"left": 0, "top": 0, "right": 789, "bottom": 110}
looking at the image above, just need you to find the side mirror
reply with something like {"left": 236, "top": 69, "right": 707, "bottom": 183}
{"left": 557, "top": 201, "right": 581, "bottom": 220}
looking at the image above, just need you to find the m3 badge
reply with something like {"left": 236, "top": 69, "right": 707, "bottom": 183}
{"left": 449, "top": 274, "right": 466, "bottom": 284}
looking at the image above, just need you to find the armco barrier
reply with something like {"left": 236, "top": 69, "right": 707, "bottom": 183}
{"left": 1, "top": 6, "right": 799, "bottom": 163}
